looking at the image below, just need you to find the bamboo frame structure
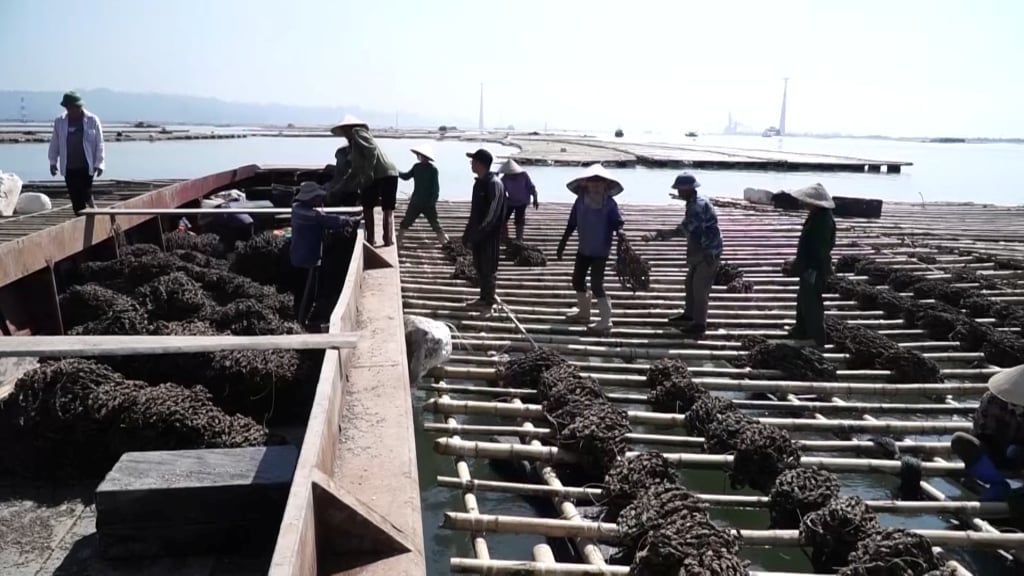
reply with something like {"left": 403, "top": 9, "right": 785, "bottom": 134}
{"left": 407, "top": 199, "right": 1024, "bottom": 575}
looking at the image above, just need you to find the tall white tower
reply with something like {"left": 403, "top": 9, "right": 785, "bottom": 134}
{"left": 779, "top": 78, "right": 789, "bottom": 135}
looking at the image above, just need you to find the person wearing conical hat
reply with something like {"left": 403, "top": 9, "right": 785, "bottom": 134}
{"left": 330, "top": 115, "right": 399, "bottom": 246}
{"left": 642, "top": 173, "right": 722, "bottom": 339}
{"left": 786, "top": 183, "right": 836, "bottom": 347}
{"left": 498, "top": 159, "right": 538, "bottom": 242}
{"left": 323, "top": 145, "right": 357, "bottom": 206}
{"left": 47, "top": 91, "right": 106, "bottom": 215}
{"left": 950, "top": 365, "right": 1024, "bottom": 505}
{"left": 556, "top": 164, "right": 625, "bottom": 335}
{"left": 397, "top": 144, "right": 449, "bottom": 245}
{"left": 290, "top": 181, "right": 360, "bottom": 324}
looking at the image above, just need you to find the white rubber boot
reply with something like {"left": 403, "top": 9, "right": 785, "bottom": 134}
{"left": 436, "top": 230, "right": 450, "bottom": 245}
{"left": 565, "top": 292, "right": 591, "bottom": 323}
{"left": 588, "top": 297, "right": 613, "bottom": 334}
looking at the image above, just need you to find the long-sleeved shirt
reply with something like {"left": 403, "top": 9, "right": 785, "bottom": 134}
{"left": 48, "top": 110, "right": 105, "bottom": 176}
{"left": 502, "top": 172, "right": 537, "bottom": 207}
{"left": 462, "top": 172, "right": 506, "bottom": 246}
{"left": 564, "top": 196, "right": 624, "bottom": 258}
{"left": 399, "top": 161, "right": 440, "bottom": 206}
{"left": 290, "top": 203, "right": 355, "bottom": 268}
{"left": 339, "top": 127, "right": 398, "bottom": 191}
{"left": 794, "top": 208, "right": 837, "bottom": 276}
{"left": 973, "top": 391, "right": 1024, "bottom": 467}
{"left": 671, "top": 194, "right": 722, "bottom": 256}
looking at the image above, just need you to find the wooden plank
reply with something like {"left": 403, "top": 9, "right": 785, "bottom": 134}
{"left": 80, "top": 207, "right": 363, "bottom": 216}
{"left": 0, "top": 333, "right": 359, "bottom": 357}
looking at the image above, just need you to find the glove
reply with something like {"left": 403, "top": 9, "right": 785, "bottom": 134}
{"left": 49, "top": 164, "right": 58, "bottom": 177}
{"left": 556, "top": 241, "right": 566, "bottom": 260}
{"left": 94, "top": 168, "right": 103, "bottom": 177}
{"left": 801, "top": 269, "right": 817, "bottom": 285}
{"left": 641, "top": 232, "right": 657, "bottom": 242}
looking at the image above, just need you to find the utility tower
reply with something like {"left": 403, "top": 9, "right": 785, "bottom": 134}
{"left": 20, "top": 96, "right": 26, "bottom": 123}
{"left": 478, "top": 83, "right": 484, "bottom": 131}
{"left": 778, "top": 78, "right": 789, "bottom": 136}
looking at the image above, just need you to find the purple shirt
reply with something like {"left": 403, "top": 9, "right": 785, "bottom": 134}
{"left": 566, "top": 196, "right": 624, "bottom": 258}
{"left": 501, "top": 172, "right": 536, "bottom": 207}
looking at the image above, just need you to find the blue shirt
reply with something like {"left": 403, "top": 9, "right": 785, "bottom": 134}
{"left": 566, "top": 196, "right": 624, "bottom": 258}
{"left": 677, "top": 194, "right": 723, "bottom": 256}
{"left": 290, "top": 203, "right": 354, "bottom": 268}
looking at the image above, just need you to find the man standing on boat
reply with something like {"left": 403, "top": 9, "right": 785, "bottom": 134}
{"left": 324, "top": 145, "right": 357, "bottom": 207}
{"left": 398, "top": 144, "right": 449, "bottom": 245}
{"left": 642, "top": 173, "right": 722, "bottom": 339}
{"left": 47, "top": 91, "right": 106, "bottom": 215}
{"left": 787, "top": 183, "right": 836, "bottom": 347}
{"left": 289, "top": 181, "right": 359, "bottom": 324}
{"left": 330, "top": 115, "right": 399, "bottom": 246}
{"left": 498, "top": 159, "right": 538, "bottom": 241}
{"left": 463, "top": 149, "right": 506, "bottom": 315}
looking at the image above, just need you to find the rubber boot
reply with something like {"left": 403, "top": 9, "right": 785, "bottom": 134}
{"left": 565, "top": 292, "right": 591, "bottom": 323}
{"left": 397, "top": 227, "right": 406, "bottom": 247}
{"left": 587, "top": 297, "right": 613, "bottom": 334}
{"left": 363, "top": 209, "right": 375, "bottom": 246}
{"left": 382, "top": 210, "right": 394, "bottom": 247}
{"left": 515, "top": 221, "right": 525, "bottom": 241}
{"left": 436, "top": 229, "right": 450, "bottom": 245}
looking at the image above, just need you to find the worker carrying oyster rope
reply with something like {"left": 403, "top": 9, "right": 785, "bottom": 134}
{"left": 642, "top": 173, "right": 722, "bottom": 339}
{"left": 556, "top": 163, "right": 625, "bottom": 335}
{"left": 330, "top": 115, "right": 399, "bottom": 247}
{"left": 951, "top": 364, "right": 1024, "bottom": 515}
{"left": 786, "top": 183, "right": 837, "bottom": 347}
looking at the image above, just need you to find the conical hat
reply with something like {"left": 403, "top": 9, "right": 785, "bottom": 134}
{"left": 988, "top": 364, "right": 1024, "bottom": 405}
{"left": 788, "top": 183, "right": 835, "bottom": 209}
{"left": 410, "top": 144, "right": 435, "bottom": 161}
{"left": 498, "top": 159, "right": 524, "bottom": 175}
{"left": 295, "top": 181, "right": 326, "bottom": 202}
{"left": 330, "top": 114, "right": 368, "bottom": 135}
{"left": 566, "top": 163, "right": 624, "bottom": 197}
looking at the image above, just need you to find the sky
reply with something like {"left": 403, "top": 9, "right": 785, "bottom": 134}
{"left": 0, "top": 0, "right": 1021, "bottom": 138}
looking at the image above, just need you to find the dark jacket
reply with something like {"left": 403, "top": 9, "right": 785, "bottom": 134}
{"left": 794, "top": 208, "right": 836, "bottom": 276}
{"left": 462, "top": 172, "right": 506, "bottom": 246}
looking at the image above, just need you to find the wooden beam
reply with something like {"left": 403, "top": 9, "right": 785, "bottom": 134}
{"left": 0, "top": 333, "right": 359, "bottom": 357}
{"left": 80, "top": 207, "right": 363, "bottom": 216}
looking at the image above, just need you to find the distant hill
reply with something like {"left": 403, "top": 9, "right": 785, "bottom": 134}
{"left": 0, "top": 89, "right": 461, "bottom": 128}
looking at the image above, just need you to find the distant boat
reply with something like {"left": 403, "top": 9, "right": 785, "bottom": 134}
{"left": 685, "top": 131, "right": 698, "bottom": 138}
{"left": 762, "top": 126, "right": 781, "bottom": 137}
{"left": 614, "top": 128, "right": 624, "bottom": 138}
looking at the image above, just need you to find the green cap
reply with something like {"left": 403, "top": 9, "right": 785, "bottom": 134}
{"left": 60, "top": 91, "right": 83, "bottom": 108}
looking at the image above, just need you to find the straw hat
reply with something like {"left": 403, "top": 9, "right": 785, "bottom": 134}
{"left": 498, "top": 159, "right": 524, "bottom": 175}
{"left": 566, "top": 164, "right": 624, "bottom": 197}
{"left": 294, "top": 181, "right": 326, "bottom": 202}
{"left": 329, "top": 114, "right": 368, "bottom": 135}
{"left": 410, "top": 144, "right": 435, "bottom": 162}
{"left": 789, "top": 183, "right": 835, "bottom": 209}
{"left": 988, "top": 364, "right": 1024, "bottom": 405}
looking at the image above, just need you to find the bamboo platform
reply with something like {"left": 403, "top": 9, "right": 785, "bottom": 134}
{"left": 403, "top": 198, "right": 1024, "bottom": 575}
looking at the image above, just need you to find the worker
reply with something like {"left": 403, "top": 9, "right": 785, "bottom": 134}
{"left": 47, "top": 91, "right": 106, "bottom": 215}
{"left": 498, "top": 159, "right": 538, "bottom": 241}
{"left": 289, "top": 181, "right": 359, "bottom": 324}
{"left": 556, "top": 164, "right": 624, "bottom": 335}
{"left": 462, "top": 149, "right": 506, "bottom": 315}
{"left": 324, "top": 145, "right": 357, "bottom": 207}
{"left": 642, "top": 173, "right": 722, "bottom": 339}
{"left": 951, "top": 364, "right": 1024, "bottom": 506}
{"left": 787, "top": 183, "right": 837, "bottom": 347}
{"left": 398, "top": 144, "right": 449, "bottom": 245}
{"left": 330, "top": 115, "right": 399, "bottom": 246}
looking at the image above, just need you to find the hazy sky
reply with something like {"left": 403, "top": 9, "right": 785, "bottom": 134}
{"left": 1, "top": 0, "right": 1020, "bottom": 137}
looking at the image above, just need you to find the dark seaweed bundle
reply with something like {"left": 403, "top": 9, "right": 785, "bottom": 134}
{"left": 133, "top": 272, "right": 213, "bottom": 321}
{"left": 162, "top": 231, "right": 228, "bottom": 257}
{"left": 714, "top": 261, "right": 743, "bottom": 286}
{"left": 837, "top": 528, "right": 945, "bottom": 576}
{"left": 769, "top": 467, "right": 841, "bottom": 529}
{"left": 746, "top": 341, "right": 837, "bottom": 381}
{"left": 553, "top": 401, "right": 631, "bottom": 477}
{"left": 703, "top": 410, "right": 757, "bottom": 454}
{"left": 59, "top": 283, "right": 143, "bottom": 329}
{"left": 496, "top": 348, "right": 575, "bottom": 390}
{"left": 601, "top": 452, "right": 677, "bottom": 517}
{"left": 503, "top": 239, "right": 547, "bottom": 267}
{"left": 452, "top": 255, "right": 479, "bottom": 286}
{"left": 726, "top": 278, "right": 755, "bottom": 293}
{"left": 729, "top": 423, "right": 801, "bottom": 492}
{"left": 878, "top": 349, "right": 944, "bottom": 384}
{"left": 685, "top": 395, "right": 740, "bottom": 437}
{"left": 615, "top": 235, "right": 651, "bottom": 292}
{"left": 801, "top": 496, "right": 882, "bottom": 572}
{"left": 229, "top": 231, "right": 294, "bottom": 288}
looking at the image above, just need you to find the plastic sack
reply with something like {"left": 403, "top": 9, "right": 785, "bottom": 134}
{"left": 405, "top": 314, "right": 452, "bottom": 383}
{"left": 15, "top": 192, "right": 52, "bottom": 214}
{"left": 0, "top": 171, "right": 24, "bottom": 216}
{"left": 743, "top": 187, "right": 775, "bottom": 206}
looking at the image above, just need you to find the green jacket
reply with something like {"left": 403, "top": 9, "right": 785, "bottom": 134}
{"left": 339, "top": 126, "right": 398, "bottom": 191}
{"left": 794, "top": 208, "right": 836, "bottom": 276}
{"left": 400, "top": 161, "right": 440, "bottom": 206}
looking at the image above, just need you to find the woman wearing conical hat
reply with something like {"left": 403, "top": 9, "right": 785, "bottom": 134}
{"left": 950, "top": 365, "right": 1024, "bottom": 506}
{"left": 329, "top": 115, "right": 399, "bottom": 246}
{"left": 397, "top": 144, "right": 449, "bottom": 245}
{"left": 556, "top": 164, "right": 625, "bottom": 335}
{"left": 786, "top": 183, "right": 836, "bottom": 347}
{"left": 498, "top": 159, "right": 538, "bottom": 241}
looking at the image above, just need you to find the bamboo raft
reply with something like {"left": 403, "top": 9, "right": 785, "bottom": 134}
{"left": 406, "top": 198, "right": 1024, "bottom": 575}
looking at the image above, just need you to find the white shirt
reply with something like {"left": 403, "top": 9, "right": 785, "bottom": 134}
{"left": 47, "top": 110, "right": 106, "bottom": 176}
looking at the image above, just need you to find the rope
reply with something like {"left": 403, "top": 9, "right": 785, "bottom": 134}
{"left": 494, "top": 295, "right": 539, "bottom": 350}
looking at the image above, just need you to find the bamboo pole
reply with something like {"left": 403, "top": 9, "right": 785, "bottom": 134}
{"left": 449, "top": 558, "right": 825, "bottom": 576}
{"left": 429, "top": 366, "right": 995, "bottom": 394}
{"left": 423, "top": 423, "right": 954, "bottom": 455}
{"left": 436, "top": 391, "right": 490, "bottom": 560}
{"left": 79, "top": 206, "right": 363, "bottom": 215}
{"left": 434, "top": 477, "right": 1010, "bottom": 517}
{"left": 425, "top": 383, "right": 978, "bottom": 415}
{"left": 433, "top": 438, "right": 967, "bottom": 476}
{"left": 441, "top": 512, "right": 1024, "bottom": 549}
